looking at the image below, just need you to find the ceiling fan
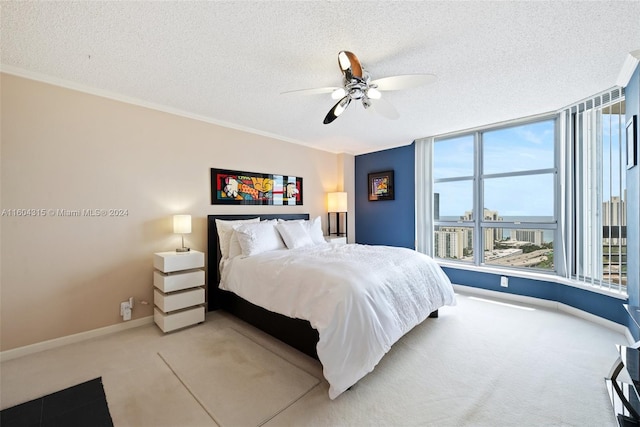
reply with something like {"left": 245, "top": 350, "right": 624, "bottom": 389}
{"left": 282, "top": 51, "right": 437, "bottom": 124}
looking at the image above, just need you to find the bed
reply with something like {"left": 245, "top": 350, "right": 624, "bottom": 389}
{"left": 207, "top": 214, "right": 456, "bottom": 399}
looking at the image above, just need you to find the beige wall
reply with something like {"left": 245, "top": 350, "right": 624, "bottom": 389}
{"left": 337, "top": 153, "right": 356, "bottom": 243}
{"left": 0, "top": 73, "right": 352, "bottom": 351}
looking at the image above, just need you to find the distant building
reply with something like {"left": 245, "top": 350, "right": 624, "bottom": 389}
{"left": 510, "top": 229, "right": 544, "bottom": 246}
{"left": 434, "top": 229, "right": 464, "bottom": 259}
{"left": 435, "top": 207, "right": 549, "bottom": 259}
{"left": 462, "top": 209, "right": 503, "bottom": 250}
{"left": 603, "top": 195, "right": 626, "bottom": 226}
{"left": 602, "top": 194, "right": 627, "bottom": 245}
{"left": 484, "top": 228, "right": 495, "bottom": 251}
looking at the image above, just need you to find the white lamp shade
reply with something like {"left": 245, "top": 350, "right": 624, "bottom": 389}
{"left": 327, "top": 192, "right": 348, "bottom": 212}
{"left": 173, "top": 215, "right": 192, "bottom": 234}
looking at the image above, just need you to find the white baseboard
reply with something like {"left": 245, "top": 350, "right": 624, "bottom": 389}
{"left": 0, "top": 316, "right": 154, "bottom": 362}
{"left": 3, "top": 286, "right": 632, "bottom": 361}
{"left": 453, "top": 284, "right": 630, "bottom": 341}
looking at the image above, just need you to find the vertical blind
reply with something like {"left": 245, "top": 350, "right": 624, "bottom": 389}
{"left": 564, "top": 87, "right": 627, "bottom": 293}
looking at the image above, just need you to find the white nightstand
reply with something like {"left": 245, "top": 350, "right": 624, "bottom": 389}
{"left": 153, "top": 250, "right": 205, "bottom": 333}
{"left": 325, "top": 236, "right": 347, "bottom": 245}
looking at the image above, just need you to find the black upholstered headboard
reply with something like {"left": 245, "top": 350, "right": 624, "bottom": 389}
{"left": 206, "top": 213, "right": 309, "bottom": 311}
{"left": 205, "top": 213, "right": 320, "bottom": 359}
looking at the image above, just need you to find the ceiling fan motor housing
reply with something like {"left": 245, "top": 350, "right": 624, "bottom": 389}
{"left": 344, "top": 72, "right": 376, "bottom": 108}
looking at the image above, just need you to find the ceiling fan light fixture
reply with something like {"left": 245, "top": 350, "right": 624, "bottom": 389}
{"left": 338, "top": 51, "right": 351, "bottom": 72}
{"left": 323, "top": 96, "right": 351, "bottom": 124}
{"left": 334, "top": 97, "right": 349, "bottom": 116}
{"left": 331, "top": 88, "right": 346, "bottom": 100}
{"left": 337, "top": 51, "right": 363, "bottom": 80}
{"left": 366, "top": 87, "right": 381, "bottom": 99}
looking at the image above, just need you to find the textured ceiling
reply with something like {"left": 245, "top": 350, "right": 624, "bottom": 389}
{"left": 2, "top": 1, "right": 640, "bottom": 155}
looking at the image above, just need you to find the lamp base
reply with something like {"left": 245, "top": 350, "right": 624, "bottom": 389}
{"left": 327, "top": 212, "right": 348, "bottom": 241}
{"left": 176, "top": 247, "right": 191, "bottom": 252}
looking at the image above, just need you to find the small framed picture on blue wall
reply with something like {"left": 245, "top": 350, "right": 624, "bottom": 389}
{"left": 368, "top": 170, "right": 394, "bottom": 201}
{"left": 627, "top": 115, "right": 637, "bottom": 169}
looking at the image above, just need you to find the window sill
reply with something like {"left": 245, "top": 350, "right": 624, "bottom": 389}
{"left": 436, "top": 260, "right": 628, "bottom": 301}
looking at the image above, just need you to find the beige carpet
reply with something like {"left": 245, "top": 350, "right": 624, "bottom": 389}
{"left": 158, "top": 327, "right": 320, "bottom": 426}
{"left": 1, "top": 293, "right": 626, "bottom": 426}
{"left": 264, "top": 293, "right": 624, "bottom": 426}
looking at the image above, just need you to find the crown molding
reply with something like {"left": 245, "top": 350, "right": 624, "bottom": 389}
{"left": 616, "top": 49, "right": 640, "bottom": 87}
{"left": 0, "top": 65, "right": 343, "bottom": 155}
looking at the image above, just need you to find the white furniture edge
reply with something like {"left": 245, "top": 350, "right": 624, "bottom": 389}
{"left": 153, "top": 250, "right": 205, "bottom": 332}
{"left": 0, "top": 315, "right": 154, "bottom": 362}
{"left": 154, "top": 306, "right": 205, "bottom": 333}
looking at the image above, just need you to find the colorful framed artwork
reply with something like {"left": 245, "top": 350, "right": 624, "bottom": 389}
{"left": 368, "top": 170, "right": 394, "bottom": 201}
{"left": 627, "top": 115, "right": 637, "bottom": 169}
{"left": 211, "top": 168, "right": 303, "bottom": 205}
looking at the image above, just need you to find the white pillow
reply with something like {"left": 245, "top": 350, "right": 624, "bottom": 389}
{"left": 277, "top": 218, "right": 304, "bottom": 224}
{"left": 307, "top": 216, "right": 326, "bottom": 244}
{"left": 277, "top": 217, "right": 326, "bottom": 245}
{"left": 215, "top": 217, "right": 260, "bottom": 258}
{"left": 233, "top": 220, "right": 286, "bottom": 256}
{"left": 276, "top": 221, "right": 314, "bottom": 249}
{"left": 228, "top": 231, "right": 243, "bottom": 259}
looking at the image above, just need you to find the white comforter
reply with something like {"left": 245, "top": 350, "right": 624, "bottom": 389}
{"left": 219, "top": 243, "right": 456, "bottom": 399}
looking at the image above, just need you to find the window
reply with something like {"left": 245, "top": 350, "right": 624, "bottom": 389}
{"left": 565, "top": 88, "right": 627, "bottom": 293}
{"left": 432, "top": 118, "right": 557, "bottom": 271}
{"left": 433, "top": 135, "right": 474, "bottom": 263}
{"left": 422, "top": 86, "right": 629, "bottom": 295}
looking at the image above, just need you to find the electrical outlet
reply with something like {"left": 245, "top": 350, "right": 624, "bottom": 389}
{"left": 500, "top": 276, "right": 509, "bottom": 287}
{"left": 120, "top": 301, "right": 132, "bottom": 321}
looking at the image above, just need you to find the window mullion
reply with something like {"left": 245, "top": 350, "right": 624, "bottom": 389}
{"left": 596, "top": 109, "right": 603, "bottom": 288}
{"left": 617, "top": 105, "right": 623, "bottom": 293}
{"left": 594, "top": 109, "right": 602, "bottom": 287}
{"left": 474, "top": 131, "right": 482, "bottom": 266}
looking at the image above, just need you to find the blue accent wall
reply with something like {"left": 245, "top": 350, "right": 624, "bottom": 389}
{"left": 625, "top": 64, "right": 640, "bottom": 338}
{"left": 442, "top": 267, "right": 627, "bottom": 325}
{"left": 355, "top": 143, "right": 415, "bottom": 248}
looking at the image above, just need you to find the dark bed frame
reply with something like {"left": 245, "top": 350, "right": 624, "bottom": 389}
{"left": 207, "top": 214, "right": 320, "bottom": 359}
{"left": 206, "top": 213, "right": 437, "bottom": 361}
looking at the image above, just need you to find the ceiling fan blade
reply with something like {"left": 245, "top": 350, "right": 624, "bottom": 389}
{"left": 369, "top": 97, "right": 399, "bottom": 120}
{"left": 323, "top": 96, "right": 351, "bottom": 124}
{"left": 338, "top": 51, "right": 363, "bottom": 80}
{"left": 280, "top": 87, "right": 340, "bottom": 95}
{"left": 372, "top": 74, "right": 437, "bottom": 91}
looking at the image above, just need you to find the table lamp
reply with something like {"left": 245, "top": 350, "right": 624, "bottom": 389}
{"left": 173, "top": 214, "right": 192, "bottom": 252}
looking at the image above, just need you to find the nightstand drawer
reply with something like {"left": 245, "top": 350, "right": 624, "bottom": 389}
{"left": 152, "top": 249, "right": 205, "bottom": 333}
{"left": 154, "top": 269, "right": 204, "bottom": 292}
{"left": 154, "top": 287, "right": 205, "bottom": 312}
{"left": 153, "top": 251, "right": 204, "bottom": 273}
{"left": 154, "top": 306, "right": 205, "bottom": 333}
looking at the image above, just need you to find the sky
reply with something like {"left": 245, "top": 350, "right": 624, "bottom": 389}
{"left": 433, "top": 115, "right": 626, "bottom": 220}
{"left": 433, "top": 119, "right": 556, "bottom": 219}
{"left": 602, "top": 113, "right": 626, "bottom": 201}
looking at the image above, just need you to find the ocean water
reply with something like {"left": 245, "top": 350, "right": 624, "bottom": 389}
{"left": 438, "top": 216, "right": 555, "bottom": 243}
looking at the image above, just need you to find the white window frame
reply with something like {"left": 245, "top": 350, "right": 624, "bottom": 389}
{"left": 417, "top": 88, "right": 628, "bottom": 297}
{"left": 427, "top": 115, "right": 558, "bottom": 272}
